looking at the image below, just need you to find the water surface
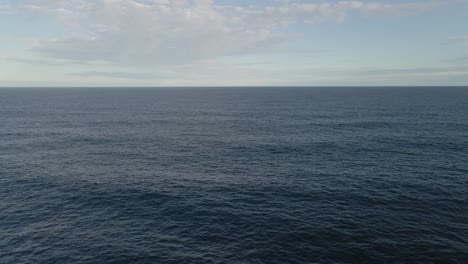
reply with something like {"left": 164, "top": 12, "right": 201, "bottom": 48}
{"left": 1, "top": 87, "right": 467, "bottom": 263}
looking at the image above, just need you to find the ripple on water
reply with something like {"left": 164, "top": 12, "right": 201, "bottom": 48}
{"left": 1, "top": 87, "right": 467, "bottom": 263}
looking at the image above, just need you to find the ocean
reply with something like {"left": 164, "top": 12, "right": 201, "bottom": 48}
{"left": 1, "top": 87, "right": 467, "bottom": 263}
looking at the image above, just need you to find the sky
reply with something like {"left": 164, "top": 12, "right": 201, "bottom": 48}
{"left": 0, "top": 0, "right": 467, "bottom": 87}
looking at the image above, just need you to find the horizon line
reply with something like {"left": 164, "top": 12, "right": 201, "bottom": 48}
{"left": 0, "top": 85, "right": 467, "bottom": 89}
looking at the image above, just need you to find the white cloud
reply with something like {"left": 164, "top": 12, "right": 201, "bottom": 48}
{"left": 4, "top": 57, "right": 72, "bottom": 66}
{"left": 11, "top": 0, "right": 442, "bottom": 67}
{"left": 447, "top": 36, "right": 468, "bottom": 43}
{"left": 69, "top": 71, "right": 162, "bottom": 80}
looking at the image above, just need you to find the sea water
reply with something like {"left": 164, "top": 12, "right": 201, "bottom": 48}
{"left": 1, "top": 87, "right": 467, "bottom": 263}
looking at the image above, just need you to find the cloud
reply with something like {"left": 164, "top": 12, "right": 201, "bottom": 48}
{"left": 42, "top": 64, "right": 468, "bottom": 87}
{"left": 447, "top": 36, "right": 468, "bottom": 43}
{"left": 451, "top": 56, "right": 468, "bottom": 64}
{"left": 4, "top": 57, "right": 75, "bottom": 66}
{"left": 356, "top": 65, "right": 468, "bottom": 76}
{"left": 69, "top": 71, "right": 161, "bottom": 80}
{"left": 13, "top": 0, "right": 83, "bottom": 20}
{"left": 13, "top": 0, "right": 443, "bottom": 67}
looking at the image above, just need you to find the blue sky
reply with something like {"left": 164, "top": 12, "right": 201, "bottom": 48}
{"left": 1, "top": 0, "right": 467, "bottom": 86}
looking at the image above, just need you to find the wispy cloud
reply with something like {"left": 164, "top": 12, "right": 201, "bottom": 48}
{"left": 15, "top": 0, "right": 442, "bottom": 67}
{"left": 5, "top": 57, "right": 72, "bottom": 66}
{"left": 64, "top": 63, "right": 468, "bottom": 85}
{"left": 69, "top": 71, "right": 161, "bottom": 80}
{"left": 451, "top": 56, "right": 468, "bottom": 64}
{"left": 2, "top": 0, "right": 465, "bottom": 86}
{"left": 356, "top": 65, "right": 468, "bottom": 76}
{"left": 447, "top": 36, "right": 468, "bottom": 43}
{"left": 0, "top": 3, "right": 13, "bottom": 14}
{"left": 4, "top": 56, "right": 111, "bottom": 66}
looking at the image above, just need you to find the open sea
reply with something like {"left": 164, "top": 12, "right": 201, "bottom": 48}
{"left": 0, "top": 87, "right": 467, "bottom": 263}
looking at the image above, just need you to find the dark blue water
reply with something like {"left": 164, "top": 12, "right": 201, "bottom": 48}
{"left": 1, "top": 87, "right": 467, "bottom": 263}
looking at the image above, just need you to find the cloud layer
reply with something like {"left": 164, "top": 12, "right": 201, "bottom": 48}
{"left": 10, "top": 0, "right": 439, "bottom": 66}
